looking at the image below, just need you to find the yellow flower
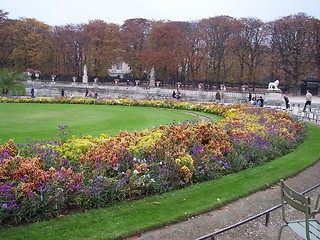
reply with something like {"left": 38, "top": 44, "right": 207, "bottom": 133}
{"left": 99, "top": 133, "right": 107, "bottom": 139}
{"left": 84, "top": 135, "right": 93, "bottom": 140}
{"left": 175, "top": 154, "right": 194, "bottom": 171}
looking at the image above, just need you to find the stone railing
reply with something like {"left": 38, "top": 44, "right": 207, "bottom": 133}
{"left": 24, "top": 80, "right": 267, "bottom": 103}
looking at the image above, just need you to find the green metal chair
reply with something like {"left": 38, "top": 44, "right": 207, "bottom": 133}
{"left": 278, "top": 179, "right": 320, "bottom": 240}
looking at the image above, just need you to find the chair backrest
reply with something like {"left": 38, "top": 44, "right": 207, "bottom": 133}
{"left": 280, "top": 179, "right": 312, "bottom": 237}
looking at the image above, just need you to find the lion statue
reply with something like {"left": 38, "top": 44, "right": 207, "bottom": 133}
{"left": 268, "top": 80, "right": 280, "bottom": 90}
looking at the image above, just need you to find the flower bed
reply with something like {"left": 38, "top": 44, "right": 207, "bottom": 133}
{"left": 0, "top": 98, "right": 307, "bottom": 225}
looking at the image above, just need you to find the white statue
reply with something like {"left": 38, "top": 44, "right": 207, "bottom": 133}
{"left": 83, "top": 64, "right": 88, "bottom": 77}
{"left": 150, "top": 67, "right": 155, "bottom": 81}
{"left": 268, "top": 80, "right": 280, "bottom": 90}
{"left": 149, "top": 66, "right": 155, "bottom": 87}
{"left": 82, "top": 64, "right": 88, "bottom": 83}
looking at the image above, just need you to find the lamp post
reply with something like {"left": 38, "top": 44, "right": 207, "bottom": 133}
{"left": 26, "top": 68, "right": 34, "bottom": 83}
{"left": 27, "top": 71, "right": 32, "bottom": 79}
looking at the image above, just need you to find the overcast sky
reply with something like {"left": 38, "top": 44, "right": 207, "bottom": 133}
{"left": 2, "top": 0, "right": 320, "bottom": 26}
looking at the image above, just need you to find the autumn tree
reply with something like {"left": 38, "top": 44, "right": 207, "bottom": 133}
{"left": 230, "top": 18, "right": 267, "bottom": 90}
{"left": 170, "top": 21, "right": 208, "bottom": 85}
{"left": 270, "top": 13, "right": 317, "bottom": 94}
{"left": 120, "top": 18, "right": 153, "bottom": 79}
{"left": 199, "top": 16, "right": 238, "bottom": 86}
{"left": 83, "top": 20, "right": 123, "bottom": 78}
{"left": 10, "top": 18, "right": 52, "bottom": 73}
{"left": 0, "top": 10, "right": 15, "bottom": 69}
{"left": 1, "top": 8, "right": 319, "bottom": 91}
{"left": 183, "top": 21, "right": 208, "bottom": 83}
{"left": 143, "top": 21, "right": 186, "bottom": 84}
{"left": 50, "top": 24, "right": 85, "bottom": 78}
{"left": 310, "top": 18, "right": 320, "bottom": 79}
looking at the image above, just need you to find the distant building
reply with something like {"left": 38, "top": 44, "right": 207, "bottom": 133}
{"left": 108, "top": 62, "right": 131, "bottom": 78}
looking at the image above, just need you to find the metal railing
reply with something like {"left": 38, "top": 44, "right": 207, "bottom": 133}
{"left": 196, "top": 182, "right": 320, "bottom": 240}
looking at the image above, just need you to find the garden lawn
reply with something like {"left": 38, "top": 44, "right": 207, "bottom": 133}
{"left": 0, "top": 103, "right": 200, "bottom": 144}
{"left": 0, "top": 123, "right": 319, "bottom": 240}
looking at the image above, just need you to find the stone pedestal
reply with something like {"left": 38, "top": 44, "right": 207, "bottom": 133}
{"left": 82, "top": 76, "right": 88, "bottom": 83}
{"left": 149, "top": 79, "right": 155, "bottom": 87}
{"left": 265, "top": 90, "right": 283, "bottom": 105}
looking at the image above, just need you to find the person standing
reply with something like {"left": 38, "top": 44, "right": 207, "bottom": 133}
{"left": 85, "top": 87, "right": 89, "bottom": 97}
{"left": 215, "top": 90, "right": 221, "bottom": 101}
{"left": 176, "top": 89, "right": 181, "bottom": 99}
{"left": 303, "top": 90, "right": 312, "bottom": 111}
{"left": 172, "top": 90, "right": 176, "bottom": 99}
{"left": 61, "top": 89, "right": 65, "bottom": 97}
{"left": 30, "top": 87, "right": 35, "bottom": 98}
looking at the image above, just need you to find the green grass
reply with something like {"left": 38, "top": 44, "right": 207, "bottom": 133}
{"left": 0, "top": 104, "right": 319, "bottom": 240}
{"left": 0, "top": 103, "right": 200, "bottom": 144}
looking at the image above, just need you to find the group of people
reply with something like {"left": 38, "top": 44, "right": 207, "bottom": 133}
{"left": 61, "top": 89, "right": 73, "bottom": 98}
{"left": 215, "top": 90, "right": 227, "bottom": 101}
{"left": 84, "top": 87, "right": 99, "bottom": 99}
{"left": 248, "top": 93, "right": 264, "bottom": 107}
{"left": 30, "top": 87, "right": 100, "bottom": 98}
{"left": 252, "top": 96, "right": 264, "bottom": 107}
{"left": 30, "top": 86, "right": 314, "bottom": 109}
{"left": 278, "top": 90, "right": 313, "bottom": 111}
{"left": 247, "top": 89, "right": 313, "bottom": 111}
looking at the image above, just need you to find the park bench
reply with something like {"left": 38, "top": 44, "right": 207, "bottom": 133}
{"left": 278, "top": 179, "right": 320, "bottom": 240}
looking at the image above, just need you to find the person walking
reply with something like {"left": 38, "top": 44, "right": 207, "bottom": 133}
{"left": 284, "top": 95, "right": 290, "bottom": 109}
{"left": 303, "top": 90, "right": 312, "bottom": 111}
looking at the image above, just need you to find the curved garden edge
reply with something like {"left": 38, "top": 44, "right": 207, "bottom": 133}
{"left": 0, "top": 124, "right": 319, "bottom": 240}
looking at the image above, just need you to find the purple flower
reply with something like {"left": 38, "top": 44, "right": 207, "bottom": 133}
{"left": 58, "top": 125, "right": 68, "bottom": 131}
{"left": 192, "top": 144, "right": 203, "bottom": 155}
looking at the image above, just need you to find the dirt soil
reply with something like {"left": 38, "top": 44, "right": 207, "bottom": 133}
{"left": 126, "top": 122, "right": 320, "bottom": 240}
